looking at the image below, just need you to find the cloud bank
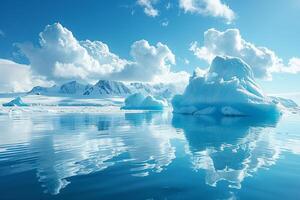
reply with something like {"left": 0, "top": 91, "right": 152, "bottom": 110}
{"left": 18, "top": 23, "right": 188, "bottom": 85}
{"left": 179, "top": 0, "right": 235, "bottom": 23}
{"left": 190, "top": 28, "right": 300, "bottom": 79}
{"left": 0, "top": 59, "right": 51, "bottom": 93}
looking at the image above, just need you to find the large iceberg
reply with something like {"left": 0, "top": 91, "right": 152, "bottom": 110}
{"left": 172, "top": 56, "right": 281, "bottom": 117}
{"left": 122, "top": 93, "right": 167, "bottom": 110}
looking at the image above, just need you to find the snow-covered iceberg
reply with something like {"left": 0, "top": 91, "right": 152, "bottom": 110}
{"left": 3, "top": 97, "right": 29, "bottom": 107}
{"left": 122, "top": 93, "right": 167, "bottom": 110}
{"left": 172, "top": 56, "right": 281, "bottom": 117}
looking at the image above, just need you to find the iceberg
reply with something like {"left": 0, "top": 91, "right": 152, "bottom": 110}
{"left": 3, "top": 97, "right": 29, "bottom": 107}
{"left": 172, "top": 56, "right": 281, "bottom": 117}
{"left": 122, "top": 93, "right": 167, "bottom": 110}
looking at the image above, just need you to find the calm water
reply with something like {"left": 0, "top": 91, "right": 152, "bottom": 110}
{"left": 0, "top": 111, "right": 300, "bottom": 200}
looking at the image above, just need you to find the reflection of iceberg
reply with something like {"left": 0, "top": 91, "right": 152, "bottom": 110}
{"left": 123, "top": 112, "right": 179, "bottom": 177}
{"left": 2, "top": 110, "right": 300, "bottom": 196}
{"left": 172, "top": 114, "right": 280, "bottom": 189}
{"left": 0, "top": 112, "right": 182, "bottom": 195}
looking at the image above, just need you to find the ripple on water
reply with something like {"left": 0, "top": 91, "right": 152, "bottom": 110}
{"left": 0, "top": 111, "right": 300, "bottom": 199}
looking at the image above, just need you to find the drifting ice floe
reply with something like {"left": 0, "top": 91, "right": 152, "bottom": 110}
{"left": 122, "top": 93, "right": 167, "bottom": 110}
{"left": 172, "top": 56, "right": 281, "bottom": 116}
{"left": 2, "top": 97, "right": 29, "bottom": 107}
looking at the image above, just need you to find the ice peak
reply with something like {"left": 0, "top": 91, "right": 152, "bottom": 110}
{"left": 209, "top": 56, "right": 254, "bottom": 81}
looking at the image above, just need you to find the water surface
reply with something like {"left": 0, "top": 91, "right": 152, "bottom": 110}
{"left": 0, "top": 111, "right": 300, "bottom": 199}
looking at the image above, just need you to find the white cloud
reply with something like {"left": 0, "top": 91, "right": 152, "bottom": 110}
{"left": 179, "top": 0, "right": 235, "bottom": 23}
{"left": 18, "top": 23, "right": 127, "bottom": 82}
{"left": 0, "top": 59, "right": 51, "bottom": 93}
{"left": 161, "top": 19, "right": 169, "bottom": 27}
{"left": 190, "top": 28, "right": 300, "bottom": 79}
{"left": 273, "top": 57, "right": 300, "bottom": 74}
{"left": 190, "top": 28, "right": 283, "bottom": 79}
{"left": 18, "top": 23, "right": 189, "bottom": 85}
{"left": 137, "top": 0, "right": 159, "bottom": 17}
{"left": 112, "top": 39, "right": 176, "bottom": 82}
{"left": 153, "top": 70, "right": 190, "bottom": 92}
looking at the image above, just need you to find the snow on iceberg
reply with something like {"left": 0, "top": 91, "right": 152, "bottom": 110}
{"left": 122, "top": 93, "right": 167, "bottom": 110}
{"left": 172, "top": 56, "right": 281, "bottom": 117}
{"left": 3, "top": 97, "right": 29, "bottom": 107}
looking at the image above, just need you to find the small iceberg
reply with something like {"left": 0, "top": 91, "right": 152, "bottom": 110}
{"left": 3, "top": 97, "right": 29, "bottom": 107}
{"left": 122, "top": 93, "right": 167, "bottom": 110}
{"left": 172, "top": 56, "right": 281, "bottom": 117}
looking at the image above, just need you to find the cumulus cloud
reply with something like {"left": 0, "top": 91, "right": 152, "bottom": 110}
{"left": 0, "top": 59, "right": 51, "bottom": 93}
{"left": 190, "top": 28, "right": 284, "bottom": 79}
{"left": 274, "top": 57, "right": 300, "bottom": 74}
{"left": 112, "top": 39, "right": 176, "bottom": 81}
{"left": 179, "top": 0, "right": 235, "bottom": 23}
{"left": 137, "top": 0, "right": 159, "bottom": 17}
{"left": 18, "top": 23, "right": 188, "bottom": 85}
{"left": 190, "top": 28, "right": 300, "bottom": 79}
{"left": 18, "top": 23, "right": 127, "bottom": 82}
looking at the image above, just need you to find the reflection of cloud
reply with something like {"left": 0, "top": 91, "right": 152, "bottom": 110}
{"left": 1, "top": 112, "right": 300, "bottom": 196}
{"left": 34, "top": 134, "right": 127, "bottom": 195}
{"left": 123, "top": 112, "right": 182, "bottom": 176}
{"left": 30, "top": 114, "right": 128, "bottom": 194}
{"left": 173, "top": 114, "right": 281, "bottom": 189}
{"left": 0, "top": 115, "right": 33, "bottom": 146}
{"left": 0, "top": 112, "right": 182, "bottom": 195}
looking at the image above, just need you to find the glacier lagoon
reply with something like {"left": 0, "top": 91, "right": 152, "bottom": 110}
{"left": 0, "top": 110, "right": 300, "bottom": 199}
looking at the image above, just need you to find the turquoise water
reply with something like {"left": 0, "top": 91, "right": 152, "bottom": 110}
{"left": 0, "top": 111, "right": 300, "bottom": 199}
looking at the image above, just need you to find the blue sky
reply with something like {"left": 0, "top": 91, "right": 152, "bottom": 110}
{"left": 0, "top": 0, "right": 300, "bottom": 93}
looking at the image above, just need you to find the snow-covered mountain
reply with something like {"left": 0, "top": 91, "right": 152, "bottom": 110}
{"left": 129, "top": 82, "right": 154, "bottom": 94}
{"left": 28, "top": 81, "right": 90, "bottom": 96}
{"left": 129, "top": 82, "right": 178, "bottom": 99}
{"left": 28, "top": 85, "right": 60, "bottom": 95}
{"left": 83, "top": 80, "right": 131, "bottom": 96}
{"left": 59, "top": 81, "right": 92, "bottom": 95}
{"left": 27, "top": 80, "right": 179, "bottom": 98}
{"left": 28, "top": 80, "right": 131, "bottom": 97}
